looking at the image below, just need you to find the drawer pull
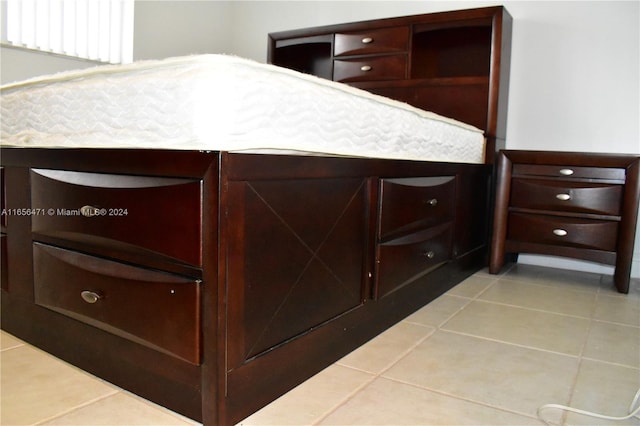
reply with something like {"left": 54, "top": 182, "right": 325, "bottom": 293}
{"left": 559, "top": 168, "right": 574, "bottom": 176}
{"left": 360, "top": 65, "right": 372, "bottom": 72}
{"left": 80, "top": 290, "right": 103, "bottom": 304}
{"left": 555, "top": 193, "right": 571, "bottom": 201}
{"left": 425, "top": 198, "right": 438, "bottom": 206}
{"left": 423, "top": 250, "right": 435, "bottom": 259}
{"left": 553, "top": 229, "right": 568, "bottom": 237}
{"left": 361, "top": 37, "right": 373, "bottom": 44}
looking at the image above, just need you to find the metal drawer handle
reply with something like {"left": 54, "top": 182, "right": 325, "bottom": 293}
{"left": 81, "top": 290, "right": 103, "bottom": 304}
{"left": 360, "top": 65, "right": 372, "bottom": 72}
{"left": 553, "top": 229, "right": 568, "bottom": 237}
{"left": 423, "top": 251, "right": 435, "bottom": 259}
{"left": 556, "top": 193, "right": 571, "bottom": 201}
{"left": 559, "top": 168, "right": 574, "bottom": 176}
{"left": 361, "top": 37, "right": 373, "bottom": 44}
{"left": 425, "top": 198, "right": 438, "bottom": 206}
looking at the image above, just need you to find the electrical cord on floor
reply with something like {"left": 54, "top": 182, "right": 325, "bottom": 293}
{"left": 537, "top": 387, "right": 640, "bottom": 425}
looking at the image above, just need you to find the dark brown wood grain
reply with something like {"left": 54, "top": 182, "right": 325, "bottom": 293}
{"left": 2, "top": 147, "right": 492, "bottom": 425}
{"left": 490, "top": 150, "right": 640, "bottom": 293}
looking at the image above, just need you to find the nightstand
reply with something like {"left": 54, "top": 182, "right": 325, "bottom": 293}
{"left": 489, "top": 150, "right": 640, "bottom": 293}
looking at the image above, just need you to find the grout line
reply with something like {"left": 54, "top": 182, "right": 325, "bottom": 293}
{"left": 437, "top": 328, "right": 582, "bottom": 360}
{"left": 590, "top": 317, "right": 640, "bottom": 329}
{"left": 0, "top": 341, "right": 25, "bottom": 352}
{"left": 558, "top": 278, "right": 601, "bottom": 425}
{"left": 380, "top": 375, "right": 541, "bottom": 421}
{"left": 579, "top": 356, "right": 640, "bottom": 371}
{"left": 32, "top": 389, "right": 120, "bottom": 426}
{"left": 497, "top": 276, "right": 603, "bottom": 296}
{"left": 118, "top": 389, "right": 202, "bottom": 425}
{"left": 0, "top": 331, "right": 27, "bottom": 352}
{"left": 318, "top": 327, "right": 437, "bottom": 424}
{"left": 462, "top": 297, "right": 596, "bottom": 321}
{"left": 311, "top": 374, "right": 377, "bottom": 425}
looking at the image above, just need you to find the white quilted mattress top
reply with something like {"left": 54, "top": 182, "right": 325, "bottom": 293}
{"left": 1, "top": 54, "right": 485, "bottom": 163}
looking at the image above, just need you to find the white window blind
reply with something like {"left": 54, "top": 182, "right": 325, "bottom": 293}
{"left": 6, "top": 0, "right": 134, "bottom": 64}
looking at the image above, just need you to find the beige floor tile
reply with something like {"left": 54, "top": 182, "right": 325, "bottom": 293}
{"left": 41, "top": 392, "right": 197, "bottom": 425}
{"left": 501, "top": 264, "right": 603, "bottom": 292}
{"left": 237, "top": 364, "right": 373, "bottom": 425}
{"left": 594, "top": 293, "right": 640, "bottom": 327}
{"left": 1, "top": 345, "right": 118, "bottom": 425}
{"left": 0, "top": 330, "right": 24, "bottom": 350}
{"left": 472, "top": 266, "right": 502, "bottom": 277}
{"left": 555, "top": 359, "right": 640, "bottom": 425}
{"left": 442, "top": 300, "right": 591, "bottom": 355}
{"left": 337, "top": 322, "right": 434, "bottom": 374}
{"left": 404, "top": 294, "right": 470, "bottom": 328}
{"left": 382, "top": 330, "right": 579, "bottom": 420}
{"left": 319, "top": 377, "right": 540, "bottom": 425}
{"left": 478, "top": 279, "right": 597, "bottom": 318}
{"left": 600, "top": 276, "right": 640, "bottom": 297}
{"left": 445, "top": 274, "right": 496, "bottom": 299}
{"left": 582, "top": 320, "right": 640, "bottom": 368}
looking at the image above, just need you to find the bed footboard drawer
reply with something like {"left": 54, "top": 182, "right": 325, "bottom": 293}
{"left": 376, "top": 222, "right": 453, "bottom": 298}
{"left": 507, "top": 213, "right": 618, "bottom": 252}
{"left": 30, "top": 169, "right": 203, "bottom": 266}
{"left": 378, "top": 176, "right": 455, "bottom": 240}
{"left": 33, "top": 243, "right": 201, "bottom": 365}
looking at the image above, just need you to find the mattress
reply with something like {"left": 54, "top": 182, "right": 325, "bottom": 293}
{"left": 1, "top": 54, "right": 485, "bottom": 163}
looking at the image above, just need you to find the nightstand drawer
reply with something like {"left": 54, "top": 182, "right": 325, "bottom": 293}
{"left": 376, "top": 222, "right": 453, "bottom": 298}
{"left": 31, "top": 169, "right": 202, "bottom": 266}
{"left": 513, "top": 164, "right": 625, "bottom": 181}
{"left": 33, "top": 243, "right": 201, "bottom": 364}
{"left": 334, "top": 54, "right": 406, "bottom": 82}
{"left": 511, "top": 179, "right": 622, "bottom": 216}
{"left": 334, "top": 27, "right": 409, "bottom": 56}
{"left": 378, "top": 176, "right": 455, "bottom": 240}
{"left": 507, "top": 213, "right": 618, "bottom": 252}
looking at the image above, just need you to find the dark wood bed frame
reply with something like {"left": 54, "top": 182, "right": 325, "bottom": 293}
{"left": 0, "top": 6, "right": 511, "bottom": 425}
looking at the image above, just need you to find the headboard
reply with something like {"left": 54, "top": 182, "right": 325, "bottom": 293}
{"left": 268, "top": 6, "right": 512, "bottom": 164}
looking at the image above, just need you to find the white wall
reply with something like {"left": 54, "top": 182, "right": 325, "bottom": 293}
{"left": 133, "top": 0, "right": 233, "bottom": 60}
{"left": 1, "top": 1, "right": 639, "bottom": 277}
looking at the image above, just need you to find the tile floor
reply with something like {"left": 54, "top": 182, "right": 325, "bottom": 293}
{"left": 2, "top": 263, "right": 639, "bottom": 425}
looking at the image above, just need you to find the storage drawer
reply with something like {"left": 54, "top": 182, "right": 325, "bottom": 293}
{"left": 334, "top": 26, "right": 409, "bottom": 56}
{"left": 31, "top": 169, "right": 202, "bottom": 266}
{"left": 511, "top": 179, "right": 622, "bottom": 216}
{"left": 378, "top": 176, "right": 455, "bottom": 240}
{"left": 333, "top": 54, "right": 406, "bottom": 83}
{"left": 33, "top": 243, "right": 201, "bottom": 364}
{"left": 513, "top": 164, "right": 625, "bottom": 181}
{"left": 507, "top": 213, "right": 618, "bottom": 252}
{"left": 376, "top": 222, "right": 453, "bottom": 298}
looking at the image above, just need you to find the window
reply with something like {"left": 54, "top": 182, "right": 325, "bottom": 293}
{"left": 5, "top": 0, "right": 134, "bottom": 64}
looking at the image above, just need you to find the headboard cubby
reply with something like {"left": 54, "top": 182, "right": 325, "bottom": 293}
{"left": 269, "top": 6, "right": 512, "bottom": 164}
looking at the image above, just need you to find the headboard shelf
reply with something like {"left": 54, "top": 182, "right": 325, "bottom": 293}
{"left": 411, "top": 26, "right": 492, "bottom": 79}
{"left": 269, "top": 5, "right": 512, "bottom": 163}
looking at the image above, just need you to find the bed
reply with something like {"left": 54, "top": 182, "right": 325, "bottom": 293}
{"left": 1, "top": 7, "right": 511, "bottom": 425}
